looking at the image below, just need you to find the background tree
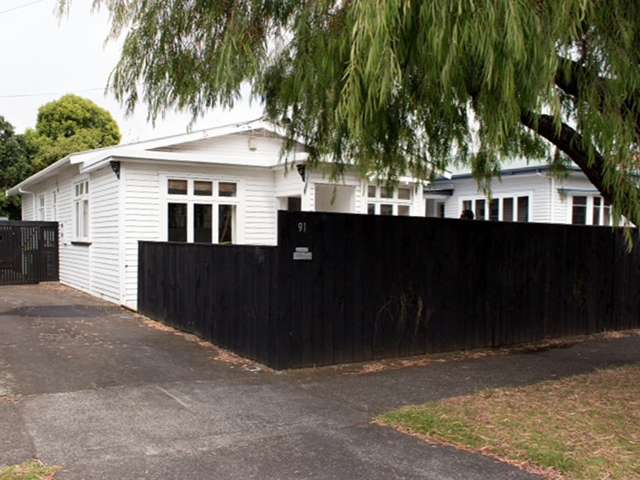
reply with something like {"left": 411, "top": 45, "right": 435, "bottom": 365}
{"left": 0, "top": 116, "right": 33, "bottom": 219}
{"left": 60, "top": 1, "right": 640, "bottom": 226}
{"left": 27, "top": 94, "right": 121, "bottom": 170}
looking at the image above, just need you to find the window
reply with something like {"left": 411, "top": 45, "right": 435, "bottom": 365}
{"left": 502, "top": 198, "right": 513, "bottom": 222}
{"left": 193, "top": 204, "right": 212, "bottom": 243}
{"left": 381, "top": 187, "right": 393, "bottom": 199}
{"left": 38, "top": 195, "right": 45, "bottom": 220}
{"left": 219, "top": 182, "right": 237, "bottom": 197}
{"left": 461, "top": 195, "right": 530, "bottom": 222}
{"left": 168, "top": 179, "right": 188, "bottom": 195}
{"left": 438, "top": 202, "right": 446, "bottom": 218}
{"left": 475, "top": 199, "right": 486, "bottom": 220}
{"left": 517, "top": 196, "right": 529, "bottom": 222}
{"left": 592, "top": 197, "right": 602, "bottom": 225}
{"left": 380, "top": 204, "right": 393, "bottom": 216}
{"left": 572, "top": 196, "right": 587, "bottom": 225}
{"left": 603, "top": 199, "right": 611, "bottom": 226}
{"left": 398, "top": 187, "right": 411, "bottom": 200}
{"left": 194, "top": 181, "right": 212, "bottom": 196}
{"left": 218, "top": 205, "right": 235, "bottom": 243}
{"left": 165, "top": 178, "right": 240, "bottom": 244}
{"left": 489, "top": 199, "right": 499, "bottom": 221}
{"left": 367, "top": 185, "right": 412, "bottom": 216}
{"left": 287, "top": 196, "right": 301, "bottom": 211}
{"left": 168, "top": 203, "right": 187, "bottom": 242}
{"left": 73, "top": 180, "right": 90, "bottom": 241}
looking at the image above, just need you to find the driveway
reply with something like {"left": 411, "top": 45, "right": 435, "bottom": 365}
{"left": 2, "top": 285, "right": 640, "bottom": 479}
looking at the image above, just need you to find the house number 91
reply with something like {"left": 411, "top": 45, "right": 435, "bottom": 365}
{"left": 298, "top": 222, "right": 307, "bottom": 233}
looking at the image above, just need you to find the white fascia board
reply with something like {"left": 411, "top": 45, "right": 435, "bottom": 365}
{"left": 76, "top": 119, "right": 298, "bottom": 171}
{"left": 6, "top": 156, "right": 72, "bottom": 196}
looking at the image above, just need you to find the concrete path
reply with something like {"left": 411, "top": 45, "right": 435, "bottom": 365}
{"left": 1, "top": 285, "right": 639, "bottom": 479}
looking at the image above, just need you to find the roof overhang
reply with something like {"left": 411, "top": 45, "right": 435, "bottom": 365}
{"left": 81, "top": 149, "right": 310, "bottom": 174}
{"left": 6, "top": 155, "right": 72, "bottom": 197}
{"left": 6, "top": 118, "right": 306, "bottom": 196}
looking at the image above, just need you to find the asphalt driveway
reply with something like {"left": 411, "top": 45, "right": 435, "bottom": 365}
{"left": 2, "top": 284, "right": 640, "bottom": 479}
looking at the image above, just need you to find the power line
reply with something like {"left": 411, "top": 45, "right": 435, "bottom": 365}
{"left": 0, "top": 0, "right": 47, "bottom": 16}
{"left": 0, "top": 87, "right": 106, "bottom": 99}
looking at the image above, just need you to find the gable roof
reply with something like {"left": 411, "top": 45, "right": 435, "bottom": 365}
{"left": 7, "top": 118, "right": 306, "bottom": 196}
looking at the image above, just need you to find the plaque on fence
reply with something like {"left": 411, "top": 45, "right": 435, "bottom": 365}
{"left": 293, "top": 247, "right": 312, "bottom": 261}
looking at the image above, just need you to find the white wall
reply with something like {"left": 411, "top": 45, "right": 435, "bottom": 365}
{"left": 120, "top": 161, "right": 277, "bottom": 309}
{"left": 442, "top": 173, "right": 553, "bottom": 222}
{"left": 89, "top": 165, "right": 121, "bottom": 303}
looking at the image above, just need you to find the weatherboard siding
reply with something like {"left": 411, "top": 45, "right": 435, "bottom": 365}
{"left": 88, "top": 165, "right": 121, "bottom": 303}
{"left": 443, "top": 174, "right": 553, "bottom": 222}
{"left": 121, "top": 161, "right": 277, "bottom": 310}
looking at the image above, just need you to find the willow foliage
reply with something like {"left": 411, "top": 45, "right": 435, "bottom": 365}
{"left": 61, "top": 0, "right": 640, "bottom": 226}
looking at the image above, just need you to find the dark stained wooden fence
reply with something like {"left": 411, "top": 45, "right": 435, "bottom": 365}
{"left": 138, "top": 243, "right": 278, "bottom": 365}
{"left": 0, "top": 222, "right": 59, "bottom": 285}
{"left": 138, "top": 211, "right": 640, "bottom": 369}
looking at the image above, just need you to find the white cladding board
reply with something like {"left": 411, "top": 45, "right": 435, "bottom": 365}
{"left": 442, "top": 174, "right": 553, "bottom": 222}
{"left": 121, "top": 161, "right": 278, "bottom": 310}
{"left": 88, "top": 166, "right": 121, "bottom": 303}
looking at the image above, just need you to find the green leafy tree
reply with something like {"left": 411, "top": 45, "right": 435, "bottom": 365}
{"left": 60, "top": 1, "right": 640, "bottom": 225}
{"left": 27, "top": 94, "right": 121, "bottom": 170}
{"left": 0, "top": 116, "right": 33, "bottom": 219}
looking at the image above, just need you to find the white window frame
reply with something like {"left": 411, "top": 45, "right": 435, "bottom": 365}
{"left": 569, "top": 194, "right": 612, "bottom": 226}
{"left": 73, "top": 179, "right": 90, "bottom": 242}
{"left": 161, "top": 174, "right": 242, "bottom": 244}
{"left": 37, "top": 194, "right": 46, "bottom": 221}
{"left": 366, "top": 184, "right": 413, "bottom": 216}
{"left": 460, "top": 192, "right": 533, "bottom": 222}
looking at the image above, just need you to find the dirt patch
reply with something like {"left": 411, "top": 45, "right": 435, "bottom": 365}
{"left": 138, "top": 316, "right": 271, "bottom": 373}
{"left": 379, "top": 365, "right": 640, "bottom": 480}
{"left": 331, "top": 329, "right": 640, "bottom": 376}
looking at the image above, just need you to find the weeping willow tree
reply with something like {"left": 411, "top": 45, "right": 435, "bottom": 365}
{"left": 61, "top": 0, "right": 640, "bottom": 225}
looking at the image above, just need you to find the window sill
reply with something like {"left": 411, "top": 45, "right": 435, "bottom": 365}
{"left": 71, "top": 240, "right": 92, "bottom": 246}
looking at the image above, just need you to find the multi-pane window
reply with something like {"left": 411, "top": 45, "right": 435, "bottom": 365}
{"left": 367, "top": 185, "right": 412, "bottom": 216}
{"left": 73, "top": 180, "right": 90, "bottom": 241}
{"left": 462, "top": 195, "right": 530, "bottom": 222}
{"left": 166, "top": 178, "right": 238, "bottom": 244}
{"left": 571, "top": 196, "right": 588, "bottom": 225}
{"left": 572, "top": 195, "right": 612, "bottom": 226}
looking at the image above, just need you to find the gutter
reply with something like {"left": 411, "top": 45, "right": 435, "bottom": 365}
{"left": 6, "top": 156, "right": 72, "bottom": 197}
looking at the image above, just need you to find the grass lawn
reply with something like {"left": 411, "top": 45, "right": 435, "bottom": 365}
{"left": 0, "top": 461, "right": 59, "bottom": 480}
{"left": 378, "top": 365, "right": 640, "bottom": 479}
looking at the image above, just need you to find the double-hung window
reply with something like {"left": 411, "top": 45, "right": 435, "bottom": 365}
{"left": 166, "top": 178, "right": 238, "bottom": 244}
{"left": 367, "top": 185, "right": 412, "bottom": 216}
{"left": 74, "top": 180, "right": 90, "bottom": 241}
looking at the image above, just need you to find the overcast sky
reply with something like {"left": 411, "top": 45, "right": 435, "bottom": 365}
{"left": 0, "top": 0, "right": 262, "bottom": 142}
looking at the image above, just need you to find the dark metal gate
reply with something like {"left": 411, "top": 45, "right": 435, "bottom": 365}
{"left": 0, "top": 222, "right": 59, "bottom": 285}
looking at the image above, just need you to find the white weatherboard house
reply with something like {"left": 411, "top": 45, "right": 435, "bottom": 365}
{"left": 7, "top": 120, "right": 427, "bottom": 310}
{"left": 8, "top": 120, "right": 604, "bottom": 310}
{"left": 425, "top": 158, "right": 613, "bottom": 226}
